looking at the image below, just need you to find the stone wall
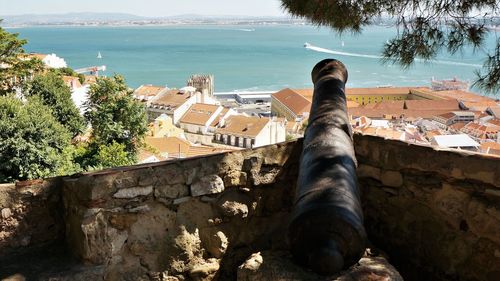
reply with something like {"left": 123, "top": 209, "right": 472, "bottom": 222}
{"left": 0, "top": 178, "right": 64, "bottom": 256}
{"left": 62, "top": 142, "right": 302, "bottom": 280}
{"left": 1, "top": 134, "right": 499, "bottom": 280}
{"left": 355, "top": 135, "right": 500, "bottom": 281}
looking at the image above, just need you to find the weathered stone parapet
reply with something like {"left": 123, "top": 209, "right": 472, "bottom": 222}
{"left": 59, "top": 141, "right": 302, "bottom": 280}
{"left": 354, "top": 133, "right": 500, "bottom": 281}
{"left": 1, "top": 134, "right": 498, "bottom": 280}
{"left": 0, "top": 178, "right": 64, "bottom": 258}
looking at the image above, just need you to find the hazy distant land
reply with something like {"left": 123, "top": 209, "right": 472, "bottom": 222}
{"left": 0, "top": 12, "right": 309, "bottom": 27}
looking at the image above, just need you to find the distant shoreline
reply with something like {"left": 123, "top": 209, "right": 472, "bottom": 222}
{"left": 2, "top": 22, "right": 310, "bottom": 28}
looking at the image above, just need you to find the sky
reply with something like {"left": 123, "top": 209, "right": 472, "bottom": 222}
{"left": 0, "top": 0, "right": 288, "bottom": 17}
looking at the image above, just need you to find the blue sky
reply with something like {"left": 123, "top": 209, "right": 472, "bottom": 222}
{"left": 0, "top": 0, "right": 287, "bottom": 17}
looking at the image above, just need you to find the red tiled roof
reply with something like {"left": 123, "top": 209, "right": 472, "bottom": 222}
{"left": 405, "top": 99, "right": 460, "bottom": 111}
{"left": 179, "top": 104, "right": 220, "bottom": 126}
{"left": 272, "top": 88, "right": 311, "bottom": 116}
{"left": 215, "top": 115, "right": 270, "bottom": 138}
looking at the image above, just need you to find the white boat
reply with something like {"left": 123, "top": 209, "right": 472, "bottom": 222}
{"left": 341, "top": 41, "right": 345, "bottom": 47}
{"left": 97, "top": 52, "right": 102, "bottom": 59}
{"left": 304, "top": 42, "right": 311, "bottom": 48}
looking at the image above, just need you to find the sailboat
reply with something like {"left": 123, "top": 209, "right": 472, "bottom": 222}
{"left": 97, "top": 51, "right": 102, "bottom": 59}
{"left": 341, "top": 41, "right": 345, "bottom": 47}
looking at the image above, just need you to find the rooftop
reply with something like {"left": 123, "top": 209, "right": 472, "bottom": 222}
{"left": 179, "top": 104, "right": 221, "bottom": 126}
{"left": 134, "top": 85, "right": 167, "bottom": 101}
{"left": 431, "top": 134, "right": 480, "bottom": 148}
{"left": 405, "top": 99, "right": 460, "bottom": 111}
{"left": 216, "top": 115, "right": 270, "bottom": 138}
{"left": 149, "top": 89, "right": 192, "bottom": 110}
{"left": 272, "top": 88, "right": 311, "bottom": 116}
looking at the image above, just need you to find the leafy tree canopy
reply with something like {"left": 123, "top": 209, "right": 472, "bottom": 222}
{"left": 0, "top": 95, "right": 78, "bottom": 182}
{"left": 281, "top": 0, "right": 500, "bottom": 93}
{"left": 84, "top": 74, "right": 147, "bottom": 164}
{"left": 0, "top": 23, "right": 43, "bottom": 95}
{"left": 26, "top": 71, "right": 85, "bottom": 137}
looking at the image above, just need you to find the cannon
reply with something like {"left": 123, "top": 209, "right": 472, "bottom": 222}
{"left": 287, "top": 59, "right": 367, "bottom": 275}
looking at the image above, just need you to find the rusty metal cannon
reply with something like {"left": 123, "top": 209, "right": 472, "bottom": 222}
{"left": 287, "top": 59, "right": 367, "bottom": 275}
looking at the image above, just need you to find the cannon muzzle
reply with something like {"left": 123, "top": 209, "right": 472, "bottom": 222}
{"left": 288, "top": 59, "right": 366, "bottom": 275}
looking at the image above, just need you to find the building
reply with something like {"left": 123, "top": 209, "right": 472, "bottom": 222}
{"left": 62, "top": 76, "right": 83, "bottom": 91}
{"left": 133, "top": 85, "right": 168, "bottom": 102}
{"left": 187, "top": 74, "right": 214, "bottom": 97}
{"left": 146, "top": 88, "right": 202, "bottom": 123}
{"left": 433, "top": 111, "right": 474, "bottom": 129}
{"left": 460, "top": 122, "right": 500, "bottom": 142}
{"left": 271, "top": 88, "right": 311, "bottom": 121}
{"left": 431, "top": 134, "right": 479, "bottom": 150}
{"left": 178, "top": 104, "right": 230, "bottom": 145}
{"left": 346, "top": 87, "right": 415, "bottom": 104}
{"left": 148, "top": 114, "right": 185, "bottom": 138}
{"left": 431, "top": 77, "right": 469, "bottom": 91}
{"left": 404, "top": 99, "right": 460, "bottom": 111}
{"left": 22, "top": 53, "right": 67, "bottom": 69}
{"left": 214, "top": 115, "right": 285, "bottom": 148}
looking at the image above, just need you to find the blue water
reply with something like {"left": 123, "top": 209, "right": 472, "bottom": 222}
{"left": 7, "top": 25, "right": 496, "bottom": 93}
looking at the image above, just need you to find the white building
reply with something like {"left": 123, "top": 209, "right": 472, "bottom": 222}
{"left": 431, "top": 134, "right": 480, "bottom": 151}
{"left": 214, "top": 115, "right": 286, "bottom": 148}
{"left": 147, "top": 87, "right": 219, "bottom": 124}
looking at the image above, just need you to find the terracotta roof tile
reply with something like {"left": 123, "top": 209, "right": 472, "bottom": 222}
{"left": 405, "top": 99, "right": 460, "bottom": 111}
{"left": 179, "top": 104, "right": 220, "bottom": 126}
{"left": 216, "top": 115, "right": 270, "bottom": 138}
{"left": 149, "top": 89, "right": 192, "bottom": 110}
{"left": 134, "top": 85, "right": 167, "bottom": 100}
{"left": 272, "top": 88, "right": 311, "bottom": 116}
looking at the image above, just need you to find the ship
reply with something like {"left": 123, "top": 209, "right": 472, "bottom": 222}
{"left": 97, "top": 52, "right": 102, "bottom": 59}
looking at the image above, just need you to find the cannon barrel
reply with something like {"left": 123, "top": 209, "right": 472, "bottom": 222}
{"left": 287, "top": 59, "right": 366, "bottom": 275}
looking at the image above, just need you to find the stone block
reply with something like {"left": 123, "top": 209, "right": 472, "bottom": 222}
{"left": 357, "top": 164, "right": 381, "bottom": 180}
{"left": 219, "top": 201, "right": 249, "bottom": 218}
{"left": 204, "top": 231, "right": 228, "bottom": 259}
{"left": 191, "top": 175, "right": 224, "bottom": 197}
{"left": 113, "top": 186, "right": 153, "bottom": 199}
{"left": 114, "top": 177, "right": 136, "bottom": 189}
{"left": 154, "top": 165, "right": 185, "bottom": 185}
{"left": 223, "top": 171, "right": 248, "bottom": 187}
{"left": 155, "top": 184, "right": 189, "bottom": 199}
{"left": 1, "top": 208, "right": 12, "bottom": 219}
{"left": 381, "top": 170, "right": 403, "bottom": 188}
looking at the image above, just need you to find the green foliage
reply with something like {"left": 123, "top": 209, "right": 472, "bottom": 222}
{"left": 281, "top": 0, "right": 500, "bottom": 93}
{"left": 0, "top": 24, "right": 43, "bottom": 95}
{"left": 83, "top": 74, "right": 147, "bottom": 166}
{"left": 0, "top": 95, "right": 78, "bottom": 183}
{"left": 56, "top": 67, "right": 85, "bottom": 84}
{"left": 26, "top": 71, "right": 85, "bottom": 137}
{"left": 95, "top": 141, "right": 134, "bottom": 168}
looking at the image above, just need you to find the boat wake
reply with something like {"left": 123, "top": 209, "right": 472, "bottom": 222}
{"left": 237, "top": 28, "right": 255, "bottom": 32}
{"left": 305, "top": 43, "right": 482, "bottom": 68}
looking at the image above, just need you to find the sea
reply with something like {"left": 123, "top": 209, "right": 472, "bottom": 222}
{"left": 7, "top": 24, "right": 497, "bottom": 94}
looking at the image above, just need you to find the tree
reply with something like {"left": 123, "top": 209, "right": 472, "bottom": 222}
{"left": 84, "top": 74, "right": 147, "bottom": 165}
{"left": 26, "top": 71, "right": 85, "bottom": 137}
{"left": 0, "top": 95, "right": 78, "bottom": 183}
{"left": 281, "top": 0, "right": 500, "bottom": 93}
{"left": 0, "top": 23, "right": 43, "bottom": 95}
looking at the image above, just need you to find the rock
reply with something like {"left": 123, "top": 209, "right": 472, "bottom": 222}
{"left": 2, "top": 273, "right": 26, "bottom": 281}
{"left": 191, "top": 175, "right": 224, "bottom": 197}
{"left": 113, "top": 186, "right": 153, "bottom": 199}
{"left": 220, "top": 201, "right": 249, "bottom": 218}
{"left": 357, "top": 164, "right": 381, "bottom": 180}
{"left": 205, "top": 231, "right": 228, "bottom": 258}
{"left": 1, "top": 207, "right": 12, "bottom": 219}
{"left": 127, "top": 205, "right": 151, "bottom": 213}
{"left": 188, "top": 258, "right": 220, "bottom": 279}
{"left": 114, "top": 177, "right": 136, "bottom": 189}
{"left": 155, "top": 184, "right": 189, "bottom": 199}
{"left": 381, "top": 170, "right": 403, "bottom": 188}
{"left": 174, "top": 197, "right": 191, "bottom": 205}
{"left": 223, "top": 171, "right": 247, "bottom": 187}
{"left": 237, "top": 250, "right": 403, "bottom": 281}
